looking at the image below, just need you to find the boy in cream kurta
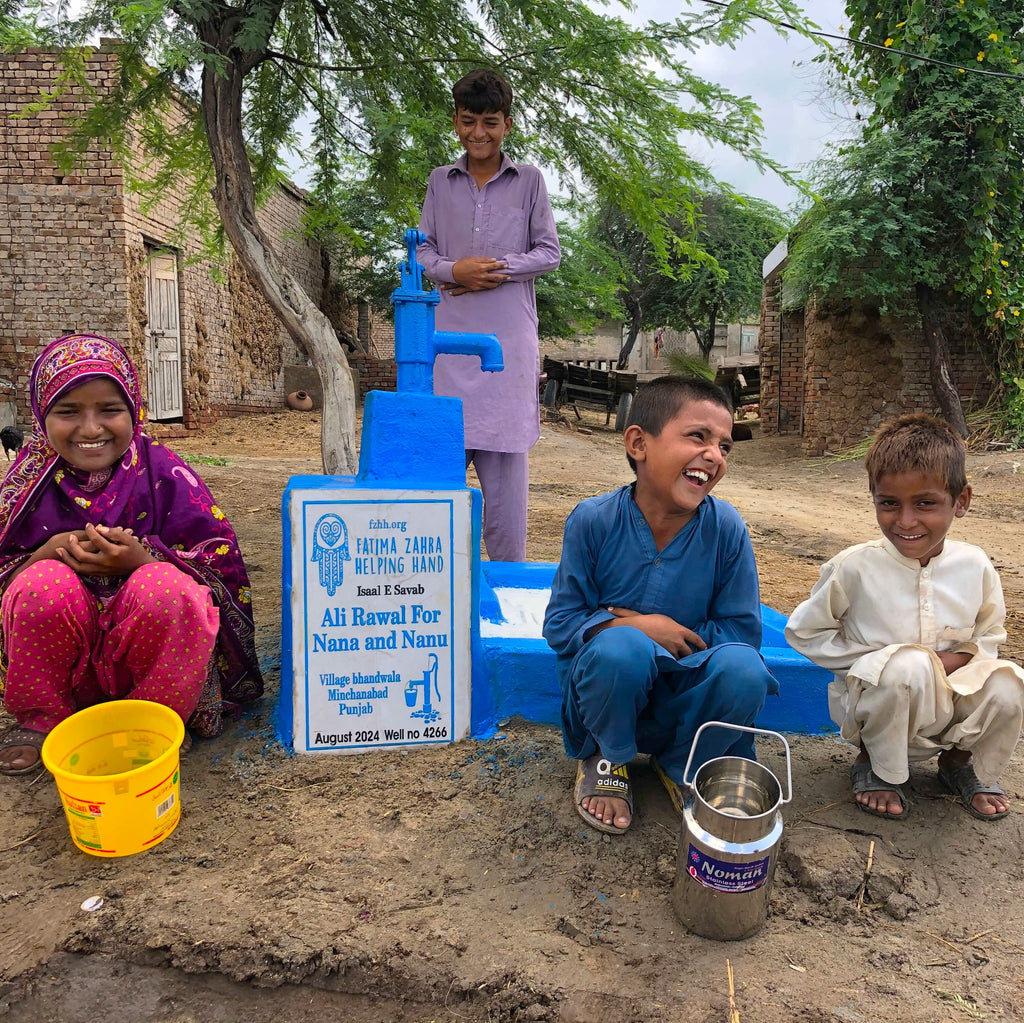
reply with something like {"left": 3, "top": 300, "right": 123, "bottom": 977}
{"left": 786, "top": 414, "right": 1024, "bottom": 821}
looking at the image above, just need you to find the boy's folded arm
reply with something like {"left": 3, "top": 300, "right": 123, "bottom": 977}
{"left": 416, "top": 180, "right": 458, "bottom": 285}
{"left": 500, "top": 178, "right": 561, "bottom": 282}
{"left": 415, "top": 238, "right": 458, "bottom": 285}
{"left": 784, "top": 625, "right": 878, "bottom": 671}
{"left": 693, "top": 522, "right": 763, "bottom": 650}
{"left": 543, "top": 598, "right": 613, "bottom": 656}
{"left": 696, "top": 612, "right": 762, "bottom": 650}
{"left": 499, "top": 234, "right": 561, "bottom": 282}
{"left": 784, "top": 562, "right": 878, "bottom": 669}
{"left": 542, "top": 507, "right": 613, "bottom": 657}
{"left": 953, "top": 562, "right": 1010, "bottom": 660}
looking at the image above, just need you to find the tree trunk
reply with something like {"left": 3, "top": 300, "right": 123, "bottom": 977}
{"left": 198, "top": 23, "right": 357, "bottom": 475}
{"left": 916, "top": 283, "right": 967, "bottom": 438}
{"left": 698, "top": 304, "right": 719, "bottom": 362}
{"left": 617, "top": 295, "right": 642, "bottom": 369}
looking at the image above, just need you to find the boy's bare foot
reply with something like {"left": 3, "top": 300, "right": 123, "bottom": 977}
{"left": 573, "top": 755, "right": 633, "bottom": 834}
{"left": 850, "top": 750, "right": 907, "bottom": 818}
{"left": 580, "top": 793, "right": 632, "bottom": 831}
{"left": 937, "top": 749, "right": 1010, "bottom": 818}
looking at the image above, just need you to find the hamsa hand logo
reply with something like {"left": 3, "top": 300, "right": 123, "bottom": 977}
{"left": 311, "top": 514, "right": 350, "bottom": 596}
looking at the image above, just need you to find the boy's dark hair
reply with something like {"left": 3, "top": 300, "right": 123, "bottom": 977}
{"left": 625, "top": 376, "right": 733, "bottom": 472}
{"left": 865, "top": 413, "right": 968, "bottom": 497}
{"left": 452, "top": 69, "right": 513, "bottom": 117}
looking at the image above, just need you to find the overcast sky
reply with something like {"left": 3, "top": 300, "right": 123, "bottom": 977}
{"left": 623, "top": 0, "right": 852, "bottom": 214}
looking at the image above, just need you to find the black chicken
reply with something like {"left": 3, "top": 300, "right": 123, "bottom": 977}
{"left": 1, "top": 426, "right": 24, "bottom": 460}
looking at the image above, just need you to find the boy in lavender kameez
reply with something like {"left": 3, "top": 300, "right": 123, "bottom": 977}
{"left": 417, "top": 69, "right": 560, "bottom": 562}
{"left": 543, "top": 378, "right": 776, "bottom": 834}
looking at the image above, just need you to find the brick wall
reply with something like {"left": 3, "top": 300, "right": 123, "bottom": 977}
{"left": 0, "top": 46, "right": 352, "bottom": 430}
{"left": 368, "top": 316, "right": 396, "bottom": 360}
{"left": 801, "top": 299, "right": 994, "bottom": 454}
{"left": 0, "top": 49, "right": 128, "bottom": 424}
{"left": 759, "top": 258, "right": 996, "bottom": 453}
{"left": 759, "top": 270, "right": 806, "bottom": 437}
{"left": 348, "top": 351, "right": 397, "bottom": 396}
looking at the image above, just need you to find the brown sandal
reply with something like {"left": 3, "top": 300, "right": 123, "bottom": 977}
{"left": 0, "top": 726, "right": 45, "bottom": 776}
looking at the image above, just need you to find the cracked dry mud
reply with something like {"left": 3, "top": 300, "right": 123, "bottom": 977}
{"left": 1, "top": 410, "right": 1022, "bottom": 1022}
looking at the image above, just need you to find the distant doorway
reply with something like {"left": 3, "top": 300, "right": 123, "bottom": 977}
{"left": 144, "top": 249, "right": 183, "bottom": 420}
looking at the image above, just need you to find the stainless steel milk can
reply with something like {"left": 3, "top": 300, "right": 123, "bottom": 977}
{"left": 672, "top": 721, "right": 792, "bottom": 941}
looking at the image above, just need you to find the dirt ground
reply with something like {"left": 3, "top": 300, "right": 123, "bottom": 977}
{"left": 2, "top": 407, "right": 1023, "bottom": 1023}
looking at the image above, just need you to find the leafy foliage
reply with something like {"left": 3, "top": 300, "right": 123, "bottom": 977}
{"left": 787, "top": 0, "right": 1024, "bottom": 376}
{"left": 646, "top": 191, "right": 789, "bottom": 357}
{"left": 534, "top": 210, "right": 623, "bottom": 340}
{"left": 578, "top": 188, "right": 787, "bottom": 365}
{"left": 5, "top": 0, "right": 813, "bottom": 298}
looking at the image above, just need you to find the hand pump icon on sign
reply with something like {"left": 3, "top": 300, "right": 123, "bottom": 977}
{"left": 405, "top": 653, "right": 441, "bottom": 723}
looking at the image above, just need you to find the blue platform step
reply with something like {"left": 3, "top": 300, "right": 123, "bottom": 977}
{"left": 476, "top": 561, "right": 835, "bottom": 736}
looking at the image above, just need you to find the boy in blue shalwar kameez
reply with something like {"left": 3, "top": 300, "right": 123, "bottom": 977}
{"left": 543, "top": 377, "right": 776, "bottom": 835}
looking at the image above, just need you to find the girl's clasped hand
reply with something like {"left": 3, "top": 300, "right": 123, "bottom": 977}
{"left": 52, "top": 523, "right": 154, "bottom": 576}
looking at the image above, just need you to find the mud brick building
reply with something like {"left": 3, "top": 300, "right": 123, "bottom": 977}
{"left": 759, "top": 238, "right": 994, "bottom": 454}
{"left": 0, "top": 45, "right": 395, "bottom": 434}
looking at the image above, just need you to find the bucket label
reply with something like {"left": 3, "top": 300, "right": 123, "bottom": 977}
{"left": 687, "top": 845, "right": 771, "bottom": 893}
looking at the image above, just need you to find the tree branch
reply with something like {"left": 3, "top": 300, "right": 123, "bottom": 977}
{"left": 263, "top": 45, "right": 567, "bottom": 75}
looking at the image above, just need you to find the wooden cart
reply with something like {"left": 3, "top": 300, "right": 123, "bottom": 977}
{"left": 542, "top": 357, "right": 637, "bottom": 431}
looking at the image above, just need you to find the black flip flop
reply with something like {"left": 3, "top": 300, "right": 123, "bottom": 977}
{"left": 938, "top": 763, "right": 1010, "bottom": 822}
{"left": 849, "top": 761, "right": 909, "bottom": 819}
{"left": 573, "top": 755, "right": 634, "bottom": 835}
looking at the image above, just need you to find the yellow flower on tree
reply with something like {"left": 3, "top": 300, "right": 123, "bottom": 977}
{"left": 987, "top": 33, "right": 998, "bottom": 42}
{"left": 884, "top": 38, "right": 894, "bottom": 47}
{"left": 1001, "top": 260, "right": 1009, "bottom": 267}
{"left": 977, "top": 51, "right": 985, "bottom": 61}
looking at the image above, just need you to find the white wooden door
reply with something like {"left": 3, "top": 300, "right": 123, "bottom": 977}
{"left": 145, "top": 251, "right": 184, "bottom": 420}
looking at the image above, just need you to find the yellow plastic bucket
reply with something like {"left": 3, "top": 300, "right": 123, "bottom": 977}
{"left": 41, "top": 699, "right": 185, "bottom": 857}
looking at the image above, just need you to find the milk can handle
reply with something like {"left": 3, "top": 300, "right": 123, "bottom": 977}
{"left": 682, "top": 720, "right": 793, "bottom": 804}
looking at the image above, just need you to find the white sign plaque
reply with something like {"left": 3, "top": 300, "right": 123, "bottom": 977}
{"left": 288, "top": 488, "right": 473, "bottom": 753}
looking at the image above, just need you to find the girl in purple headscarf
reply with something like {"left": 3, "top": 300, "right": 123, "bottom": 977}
{"left": 0, "top": 334, "right": 263, "bottom": 775}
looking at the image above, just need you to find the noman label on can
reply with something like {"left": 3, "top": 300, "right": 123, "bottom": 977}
{"left": 686, "top": 845, "right": 771, "bottom": 893}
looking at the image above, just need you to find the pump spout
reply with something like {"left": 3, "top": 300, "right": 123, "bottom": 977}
{"left": 433, "top": 331, "right": 504, "bottom": 373}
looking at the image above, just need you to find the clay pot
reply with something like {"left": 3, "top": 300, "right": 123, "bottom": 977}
{"left": 286, "top": 390, "right": 314, "bottom": 412}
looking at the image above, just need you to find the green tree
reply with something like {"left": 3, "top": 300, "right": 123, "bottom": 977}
{"left": 585, "top": 189, "right": 787, "bottom": 368}
{"left": 6, "top": 0, "right": 813, "bottom": 470}
{"left": 534, "top": 213, "right": 623, "bottom": 341}
{"left": 587, "top": 197, "right": 703, "bottom": 370}
{"left": 785, "top": 0, "right": 1024, "bottom": 436}
{"left": 647, "top": 191, "right": 788, "bottom": 360}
